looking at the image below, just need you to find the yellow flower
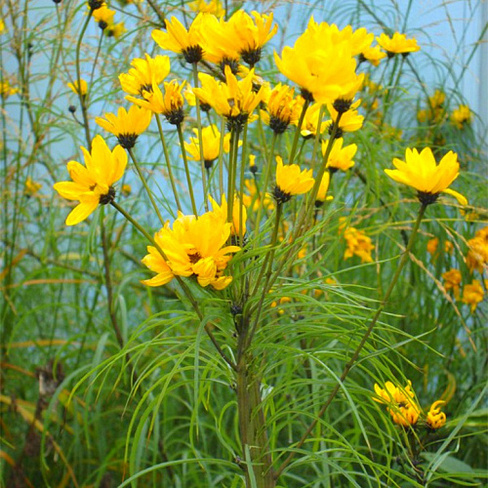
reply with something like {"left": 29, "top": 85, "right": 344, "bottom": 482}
{"left": 210, "top": 194, "right": 247, "bottom": 236}
{"left": 360, "top": 45, "right": 386, "bottom": 66}
{"left": 0, "top": 18, "right": 4, "bottom": 34}
{"left": 451, "top": 104, "right": 472, "bottom": 129}
{"left": 242, "top": 178, "right": 274, "bottom": 211}
{"left": 385, "top": 147, "right": 467, "bottom": 206}
{"left": 326, "top": 99, "right": 363, "bottom": 133}
{"left": 107, "top": 22, "right": 126, "bottom": 39}
{"left": 462, "top": 280, "right": 484, "bottom": 312}
{"left": 429, "top": 89, "right": 445, "bottom": 108}
{"left": 193, "top": 66, "right": 265, "bottom": 130}
{"left": 228, "top": 10, "right": 278, "bottom": 66}
{"left": 274, "top": 155, "right": 314, "bottom": 203}
{"left": 121, "top": 184, "right": 132, "bottom": 196}
{"left": 152, "top": 14, "right": 206, "bottom": 64}
{"left": 427, "top": 237, "right": 453, "bottom": 260}
{"left": 67, "top": 79, "right": 88, "bottom": 96}
{"left": 300, "top": 103, "right": 328, "bottom": 138}
{"left": 188, "top": 0, "right": 224, "bottom": 17}
{"left": 142, "top": 210, "right": 241, "bottom": 290}
{"left": 376, "top": 32, "right": 420, "bottom": 56}
{"left": 466, "top": 227, "right": 488, "bottom": 273}
{"left": 261, "top": 83, "right": 304, "bottom": 134}
{"left": 25, "top": 177, "right": 42, "bottom": 197}
{"left": 119, "top": 54, "right": 171, "bottom": 97}
{"left": 442, "top": 269, "right": 462, "bottom": 299}
{"left": 127, "top": 79, "right": 185, "bottom": 124}
{"left": 95, "top": 105, "right": 152, "bottom": 149}
{"left": 184, "top": 125, "right": 231, "bottom": 169}
{"left": 322, "top": 138, "right": 357, "bottom": 173}
{"left": 315, "top": 173, "right": 333, "bottom": 206}
{"left": 274, "top": 17, "right": 363, "bottom": 104}
{"left": 426, "top": 400, "right": 447, "bottom": 429}
{"left": 53, "top": 135, "right": 127, "bottom": 226}
{"left": 92, "top": 5, "right": 115, "bottom": 28}
{"left": 340, "top": 220, "right": 374, "bottom": 263}
{"left": 373, "top": 380, "right": 421, "bottom": 427}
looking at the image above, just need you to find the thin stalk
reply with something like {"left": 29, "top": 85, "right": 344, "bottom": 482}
{"left": 192, "top": 63, "right": 208, "bottom": 211}
{"left": 288, "top": 99, "right": 310, "bottom": 165}
{"left": 380, "top": 55, "right": 406, "bottom": 125}
{"left": 88, "top": 29, "right": 104, "bottom": 88}
{"left": 218, "top": 117, "right": 226, "bottom": 197}
{"left": 227, "top": 126, "right": 241, "bottom": 223}
{"left": 155, "top": 114, "right": 181, "bottom": 212}
{"left": 238, "top": 123, "right": 249, "bottom": 244}
{"left": 176, "top": 123, "right": 198, "bottom": 215}
{"left": 274, "top": 203, "right": 427, "bottom": 480}
{"left": 127, "top": 147, "right": 165, "bottom": 226}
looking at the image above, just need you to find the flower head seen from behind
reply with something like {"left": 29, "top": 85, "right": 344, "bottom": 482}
{"left": 142, "top": 210, "right": 241, "bottom": 290}
{"left": 426, "top": 400, "right": 447, "bottom": 429}
{"left": 53, "top": 135, "right": 127, "bottom": 226}
{"left": 274, "top": 155, "right": 314, "bottom": 204}
{"left": 315, "top": 172, "right": 333, "bottom": 207}
{"left": 95, "top": 105, "right": 152, "bottom": 149}
{"left": 373, "top": 380, "right": 420, "bottom": 427}
{"left": 384, "top": 147, "right": 467, "bottom": 206}
{"left": 376, "top": 32, "right": 420, "bottom": 57}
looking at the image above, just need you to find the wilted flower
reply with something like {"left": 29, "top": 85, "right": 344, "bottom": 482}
{"left": 376, "top": 32, "right": 420, "bottom": 57}
{"left": 142, "top": 210, "right": 241, "bottom": 290}
{"left": 462, "top": 280, "right": 484, "bottom": 312}
{"left": 53, "top": 135, "right": 127, "bottom": 225}
{"left": 274, "top": 155, "right": 314, "bottom": 204}
{"left": 426, "top": 400, "right": 447, "bottom": 429}
{"left": 384, "top": 147, "right": 467, "bottom": 206}
{"left": 442, "top": 269, "right": 462, "bottom": 299}
{"left": 373, "top": 380, "right": 420, "bottom": 427}
{"left": 95, "top": 105, "right": 152, "bottom": 149}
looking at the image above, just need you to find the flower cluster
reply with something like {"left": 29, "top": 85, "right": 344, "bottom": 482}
{"left": 340, "top": 219, "right": 374, "bottom": 263}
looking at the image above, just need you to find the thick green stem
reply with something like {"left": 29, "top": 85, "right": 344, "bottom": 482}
{"left": 274, "top": 203, "right": 427, "bottom": 480}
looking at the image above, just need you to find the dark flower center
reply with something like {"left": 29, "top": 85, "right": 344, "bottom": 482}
{"left": 273, "top": 185, "right": 292, "bottom": 204}
{"left": 182, "top": 45, "right": 204, "bottom": 64}
{"left": 99, "top": 186, "right": 116, "bottom": 205}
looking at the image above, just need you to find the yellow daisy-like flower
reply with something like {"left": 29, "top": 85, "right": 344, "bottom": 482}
{"left": 188, "top": 0, "right": 224, "bottom": 17}
{"left": 0, "top": 18, "right": 5, "bottom": 34}
{"left": 360, "top": 45, "right": 386, "bottom": 66}
{"left": 193, "top": 66, "right": 265, "bottom": 130}
{"left": 127, "top": 79, "right": 185, "bottom": 125}
{"left": 92, "top": 5, "right": 115, "bottom": 28}
{"left": 119, "top": 54, "right": 171, "bottom": 97}
{"left": 300, "top": 103, "right": 328, "bottom": 138}
{"left": 53, "top": 135, "right": 127, "bottom": 226}
{"left": 274, "top": 155, "right": 314, "bottom": 204}
{"left": 315, "top": 172, "right": 333, "bottom": 206}
{"left": 106, "top": 22, "right": 126, "bottom": 39}
{"left": 261, "top": 83, "right": 304, "bottom": 134}
{"left": 152, "top": 14, "right": 206, "bottom": 64}
{"left": 25, "top": 177, "right": 42, "bottom": 197}
{"left": 326, "top": 99, "right": 363, "bottom": 133}
{"left": 242, "top": 178, "right": 274, "bottom": 211}
{"left": 340, "top": 221, "right": 374, "bottom": 263}
{"left": 373, "top": 380, "right": 421, "bottom": 427}
{"left": 67, "top": 79, "right": 88, "bottom": 96}
{"left": 462, "top": 280, "right": 484, "bottom": 313}
{"left": 322, "top": 138, "right": 357, "bottom": 173}
{"left": 274, "top": 17, "right": 363, "bottom": 104}
{"left": 95, "top": 105, "right": 152, "bottom": 149}
{"left": 466, "top": 227, "right": 488, "bottom": 274}
{"left": 451, "top": 104, "right": 472, "bottom": 129}
{"left": 426, "top": 400, "right": 447, "bottom": 429}
{"left": 142, "top": 210, "right": 241, "bottom": 290}
{"left": 384, "top": 147, "right": 467, "bottom": 206}
{"left": 184, "top": 124, "right": 232, "bottom": 169}
{"left": 376, "top": 32, "right": 420, "bottom": 57}
{"left": 442, "top": 269, "right": 462, "bottom": 299}
{"left": 429, "top": 89, "right": 446, "bottom": 108}
{"left": 210, "top": 194, "right": 247, "bottom": 236}
{"left": 228, "top": 10, "right": 278, "bottom": 66}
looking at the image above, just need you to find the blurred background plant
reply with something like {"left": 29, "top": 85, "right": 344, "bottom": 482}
{"left": 1, "top": 1, "right": 487, "bottom": 487}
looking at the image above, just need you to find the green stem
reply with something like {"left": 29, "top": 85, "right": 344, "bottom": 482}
{"left": 128, "top": 147, "right": 165, "bottom": 226}
{"left": 288, "top": 99, "right": 310, "bottom": 165}
{"left": 227, "top": 126, "right": 240, "bottom": 223}
{"left": 274, "top": 203, "right": 427, "bottom": 480}
{"left": 176, "top": 123, "right": 198, "bottom": 215}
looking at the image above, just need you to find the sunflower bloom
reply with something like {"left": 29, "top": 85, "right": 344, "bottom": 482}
{"left": 261, "top": 83, "right": 304, "bottom": 134}
{"left": 53, "top": 135, "right": 127, "bottom": 226}
{"left": 385, "top": 147, "right": 467, "bottom": 206}
{"left": 119, "top": 54, "right": 171, "bottom": 97}
{"left": 426, "top": 401, "right": 447, "bottom": 429}
{"left": 142, "top": 210, "right": 241, "bottom": 290}
{"left": 127, "top": 80, "right": 185, "bottom": 125}
{"left": 193, "top": 66, "right": 265, "bottom": 130}
{"left": 95, "top": 105, "right": 152, "bottom": 149}
{"left": 462, "top": 280, "right": 484, "bottom": 313}
{"left": 373, "top": 380, "right": 421, "bottom": 427}
{"left": 274, "top": 17, "right": 363, "bottom": 104}
{"left": 322, "top": 138, "right": 357, "bottom": 173}
{"left": 274, "top": 155, "right": 314, "bottom": 204}
{"left": 152, "top": 14, "right": 206, "bottom": 64}
{"left": 184, "top": 125, "right": 232, "bottom": 169}
{"left": 377, "top": 32, "right": 420, "bottom": 57}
